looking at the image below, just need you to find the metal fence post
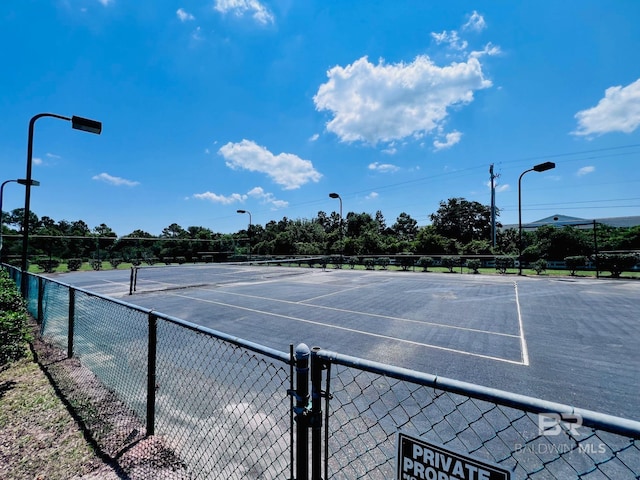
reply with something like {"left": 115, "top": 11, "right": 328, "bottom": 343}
{"left": 310, "top": 346, "right": 324, "bottom": 480}
{"left": 294, "top": 343, "right": 310, "bottom": 480}
{"left": 67, "top": 288, "right": 75, "bottom": 358}
{"left": 147, "top": 313, "right": 158, "bottom": 436}
{"left": 37, "top": 276, "right": 44, "bottom": 324}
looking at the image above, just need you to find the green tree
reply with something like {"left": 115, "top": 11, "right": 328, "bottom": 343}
{"left": 430, "top": 198, "right": 494, "bottom": 244}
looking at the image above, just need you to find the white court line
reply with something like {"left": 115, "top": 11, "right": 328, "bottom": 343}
{"left": 168, "top": 292, "right": 526, "bottom": 365}
{"left": 197, "top": 286, "right": 521, "bottom": 339}
{"left": 514, "top": 282, "right": 530, "bottom": 366}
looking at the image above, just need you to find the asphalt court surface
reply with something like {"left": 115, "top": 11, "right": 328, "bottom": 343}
{"left": 51, "top": 264, "right": 640, "bottom": 420}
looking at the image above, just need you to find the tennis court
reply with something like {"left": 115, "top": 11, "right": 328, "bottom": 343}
{"left": 54, "top": 264, "right": 640, "bottom": 421}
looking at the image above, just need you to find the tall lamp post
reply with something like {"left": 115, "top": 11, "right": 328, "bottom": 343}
{"left": 329, "top": 192, "right": 343, "bottom": 262}
{"left": 21, "top": 113, "right": 102, "bottom": 295}
{"left": 518, "top": 161, "right": 555, "bottom": 275}
{"left": 1, "top": 179, "right": 40, "bottom": 258}
{"left": 236, "top": 209, "right": 252, "bottom": 262}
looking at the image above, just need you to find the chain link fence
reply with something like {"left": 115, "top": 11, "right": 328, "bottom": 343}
{"left": 5, "top": 266, "right": 640, "bottom": 479}
{"left": 311, "top": 348, "right": 640, "bottom": 479}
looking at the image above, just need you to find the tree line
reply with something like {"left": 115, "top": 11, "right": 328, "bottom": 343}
{"left": 1, "top": 198, "right": 639, "bottom": 270}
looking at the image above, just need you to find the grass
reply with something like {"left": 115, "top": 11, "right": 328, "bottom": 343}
{"left": 0, "top": 348, "right": 119, "bottom": 479}
{"left": 23, "top": 259, "right": 640, "bottom": 279}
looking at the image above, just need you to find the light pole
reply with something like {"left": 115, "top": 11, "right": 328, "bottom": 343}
{"left": 518, "top": 161, "right": 555, "bottom": 275}
{"left": 1, "top": 179, "right": 40, "bottom": 258}
{"left": 329, "top": 192, "right": 343, "bottom": 262}
{"left": 21, "top": 113, "right": 102, "bottom": 295}
{"left": 236, "top": 209, "right": 252, "bottom": 262}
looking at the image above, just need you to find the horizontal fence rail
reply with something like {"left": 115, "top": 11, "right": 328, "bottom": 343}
{"left": 4, "top": 264, "right": 640, "bottom": 479}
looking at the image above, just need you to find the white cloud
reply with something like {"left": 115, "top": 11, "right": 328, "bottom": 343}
{"left": 33, "top": 157, "right": 43, "bottom": 166}
{"left": 433, "top": 131, "right": 462, "bottom": 150}
{"left": 431, "top": 30, "right": 468, "bottom": 51}
{"left": 218, "top": 139, "right": 322, "bottom": 190}
{"left": 496, "top": 184, "right": 510, "bottom": 193}
{"left": 573, "top": 78, "right": 640, "bottom": 136}
{"left": 97, "top": 0, "right": 113, "bottom": 6}
{"left": 309, "top": 133, "right": 319, "bottom": 142}
{"left": 577, "top": 166, "right": 595, "bottom": 176}
{"left": 214, "top": 0, "right": 274, "bottom": 25}
{"left": 193, "top": 191, "right": 247, "bottom": 204}
{"left": 247, "top": 186, "right": 288, "bottom": 208}
{"left": 313, "top": 55, "right": 491, "bottom": 145}
{"left": 366, "top": 192, "right": 379, "bottom": 200}
{"left": 368, "top": 162, "right": 399, "bottom": 173}
{"left": 469, "top": 42, "right": 501, "bottom": 59}
{"left": 92, "top": 173, "right": 139, "bottom": 187}
{"left": 463, "top": 11, "right": 487, "bottom": 32}
{"left": 177, "top": 8, "right": 195, "bottom": 21}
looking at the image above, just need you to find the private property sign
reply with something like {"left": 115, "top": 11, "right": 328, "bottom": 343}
{"left": 397, "top": 432, "right": 512, "bottom": 480}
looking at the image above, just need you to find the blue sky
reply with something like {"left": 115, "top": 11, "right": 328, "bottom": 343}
{"left": 2, "top": 1, "right": 640, "bottom": 236}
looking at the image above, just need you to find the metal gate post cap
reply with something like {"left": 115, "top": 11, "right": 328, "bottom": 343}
{"left": 295, "top": 343, "right": 310, "bottom": 359}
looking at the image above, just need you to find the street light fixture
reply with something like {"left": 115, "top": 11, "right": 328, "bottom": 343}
{"left": 518, "top": 161, "right": 556, "bottom": 275}
{"left": 0, "top": 179, "right": 40, "bottom": 257}
{"left": 21, "top": 113, "right": 102, "bottom": 295}
{"left": 329, "top": 192, "right": 343, "bottom": 262}
{"left": 236, "top": 209, "right": 252, "bottom": 262}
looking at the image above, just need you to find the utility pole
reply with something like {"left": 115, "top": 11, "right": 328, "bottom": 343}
{"left": 489, "top": 164, "right": 499, "bottom": 248}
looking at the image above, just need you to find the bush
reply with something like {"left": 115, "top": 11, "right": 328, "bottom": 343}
{"left": 398, "top": 255, "right": 416, "bottom": 271}
{"left": 90, "top": 259, "right": 102, "bottom": 271}
{"left": 176, "top": 256, "right": 187, "bottom": 265}
{"left": 346, "top": 257, "right": 357, "bottom": 269}
{"left": 597, "top": 253, "right": 639, "bottom": 278}
{"left": 441, "top": 256, "right": 459, "bottom": 273}
{"left": 109, "top": 258, "right": 123, "bottom": 269}
{"left": 0, "top": 271, "right": 31, "bottom": 367}
{"left": 564, "top": 256, "right": 587, "bottom": 276}
{"left": 376, "top": 257, "right": 390, "bottom": 270}
{"left": 466, "top": 259, "right": 481, "bottom": 274}
{"left": 417, "top": 257, "right": 433, "bottom": 272}
{"left": 36, "top": 259, "right": 60, "bottom": 273}
{"left": 67, "top": 258, "right": 83, "bottom": 271}
{"left": 495, "top": 256, "right": 515, "bottom": 274}
{"left": 532, "top": 259, "right": 547, "bottom": 275}
{"left": 363, "top": 258, "right": 375, "bottom": 270}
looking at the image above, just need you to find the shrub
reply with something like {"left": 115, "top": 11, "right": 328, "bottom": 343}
{"left": 532, "top": 259, "right": 547, "bottom": 275}
{"left": 176, "top": 256, "right": 187, "bottom": 265}
{"left": 145, "top": 257, "right": 158, "bottom": 266}
{"left": 417, "top": 257, "right": 433, "bottom": 272}
{"left": 376, "top": 257, "right": 390, "bottom": 270}
{"left": 109, "top": 258, "right": 123, "bottom": 269}
{"left": 90, "top": 260, "right": 102, "bottom": 271}
{"left": 466, "top": 259, "right": 481, "bottom": 274}
{"left": 564, "top": 256, "right": 587, "bottom": 276}
{"left": 347, "top": 257, "right": 357, "bottom": 269}
{"left": 598, "top": 253, "right": 639, "bottom": 278}
{"left": 363, "top": 258, "right": 375, "bottom": 270}
{"left": 0, "top": 271, "right": 31, "bottom": 367}
{"left": 495, "top": 256, "right": 515, "bottom": 274}
{"left": 329, "top": 256, "right": 343, "bottom": 269}
{"left": 441, "top": 256, "right": 459, "bottom": 273}
{"left": 398, "top": 255, "right": 415, "bottom": 271}
{"left": 67, "top": 258, "right": 83, "bottom": 271}
{"left": 36, "top": 259, "right": 60, "bottom": 273}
